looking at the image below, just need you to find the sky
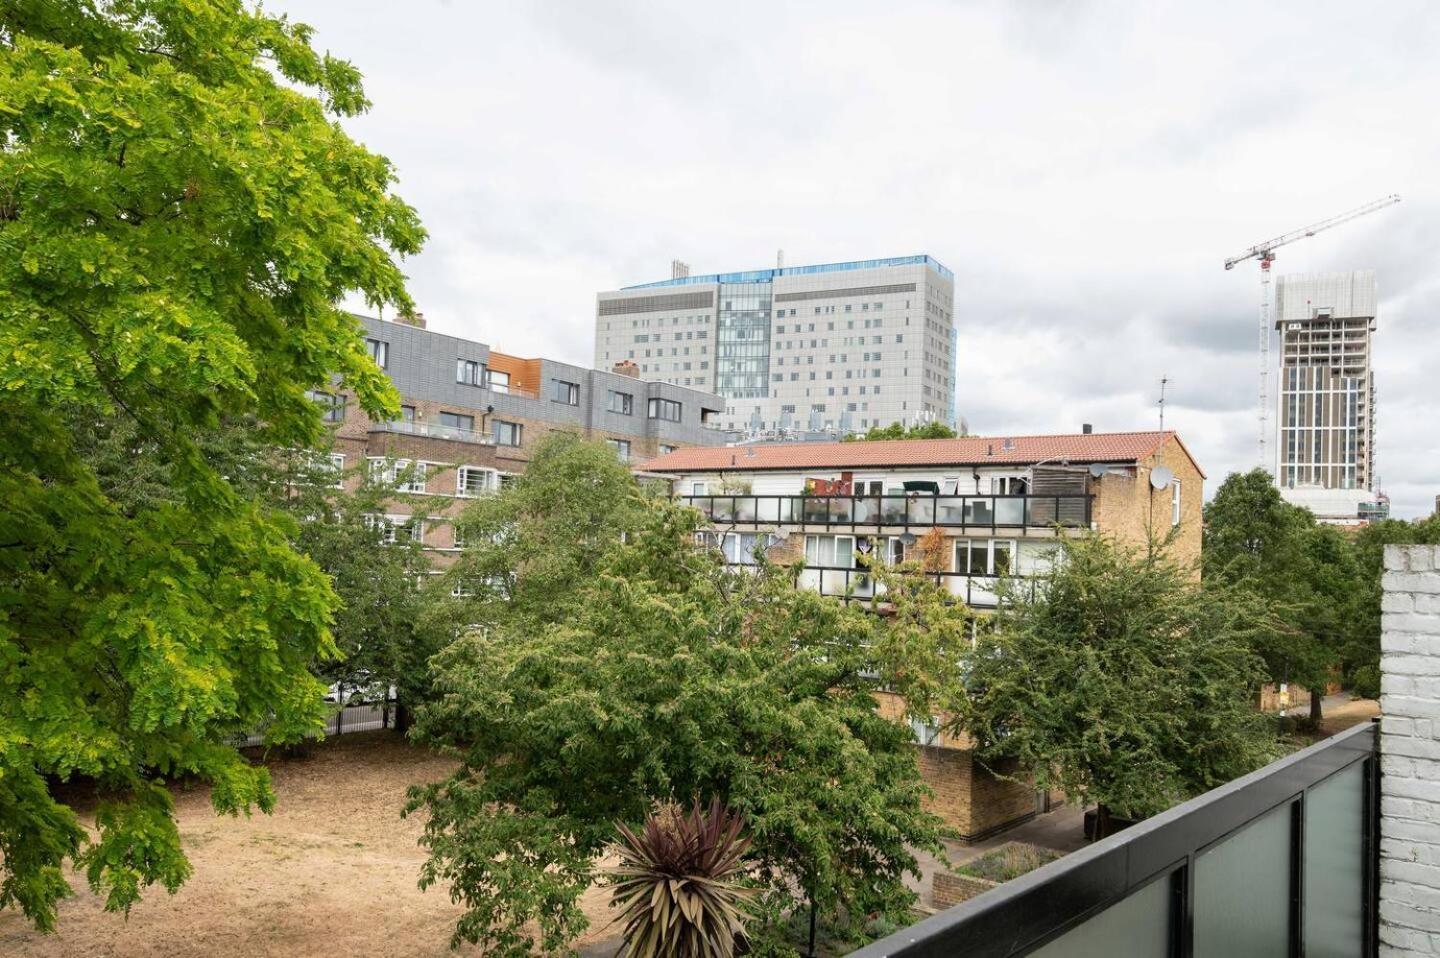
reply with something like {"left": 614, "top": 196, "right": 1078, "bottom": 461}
{"left": 281, "top": 0, "right": 1440, "bottom": 518}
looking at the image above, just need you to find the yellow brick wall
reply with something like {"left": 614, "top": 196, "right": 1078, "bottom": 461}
{"left": 1091, "top": 439, "right": 1205, "bottom": 571}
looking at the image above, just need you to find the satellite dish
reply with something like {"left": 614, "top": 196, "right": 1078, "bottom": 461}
{"left": 1150, "top": 466, "right": 1174, "bottom": 490}
{"left": 1088, "top": 463, "right": 1107, "bottom": 479}
{"left": 899, "top": 532, "right": 918, "bottom": 546}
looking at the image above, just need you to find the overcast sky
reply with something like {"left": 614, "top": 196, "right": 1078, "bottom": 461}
{"left": 283, "top": 0, "right": 1439, "bottom": 517}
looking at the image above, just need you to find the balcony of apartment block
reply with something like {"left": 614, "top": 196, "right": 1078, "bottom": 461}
{"left": 793, "top": 564, "right": 1020, "bottom": 610}
{"left": 853, "top": 721, "right": 1379, "bottom": 958}
{"left": 367, "top": 418, "right": 496, "bottom": 446}
{"left": 678, "top": 492, "right": 1093, "bottom": 536}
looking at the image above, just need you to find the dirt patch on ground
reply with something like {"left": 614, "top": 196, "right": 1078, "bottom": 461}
{"left": 1318, "top": 697, "right": 1380, "bottom": 736}
{"left": 0, "top": 732, "right": 624, "bottom": 957}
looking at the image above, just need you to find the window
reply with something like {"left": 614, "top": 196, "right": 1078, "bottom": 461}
{"left": 552, "top": 380, "right": 580, "bottom": 405}
{"left": 365, "top": 338, "right": 388, "bottom": 368}
{"left": 457, "top": 466, "right": 493, "bottom": 497}
{"left": 485, "top": 368, "right": 510, "bottom": 394}
{"left": 493, "top": 420, "right": 522, "bottom": 446}
{"left": 397, "top": 460, "right": 427, "bottom": 493}
{"left": 804, "top": 535, "right": 855, "bottom": 568}
{"left": 1172, "top": 480, "right": 1182, "bottom": 527}
{"left": 954, "top": 539, "right": 1016, "bottom": 576}
{"left": 457, "top": 359, "right": 482, "bottom": 385}
{"left": 307, "top": 390, "right": 345, "bottom": 423}
{"left": 659, "top": 444, "right": 677, "bottom": 455}
{"left": 399, "top": 404, "right": 416, "bottom": 422}
{"left": 438, "top": 411, "right": 474, "bottom": 432}
{"left": 608, "top": 438, "right": 631, "bottom": 462}
{"left": 608, "top": 390, "right": 634, "bottom": 415}
{"left": 366, "top": 514, "right": 419, "bottom": 546}
{"left": 691, "top": 481, "right": 707, "bottom": 496}
{"left": 648, "top": 398, "right": 682, "bottom": 422}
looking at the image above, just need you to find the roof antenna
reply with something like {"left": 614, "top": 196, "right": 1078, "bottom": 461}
{"left": 1158, "top": 377, "right": 1169, "bottom": 433}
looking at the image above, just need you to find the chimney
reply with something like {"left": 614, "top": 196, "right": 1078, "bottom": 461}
{"left": 612, "top": 360, "right": 641, "bottom": 378}
{"left": 1082, "top": 423, "right": 1093, "bottom": 434}
{"left": 395, "top": 309, "right": 426, "bottom": 329}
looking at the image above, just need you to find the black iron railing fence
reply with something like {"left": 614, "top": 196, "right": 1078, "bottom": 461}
{"left": 678, "top": 493, "right": 1092, "bottom": 531}
{"left": 794, "top": 564, "right": 1013, "bottom": 609}
{"left": 852, "top": 722, "right": 1379, "bottom": 958}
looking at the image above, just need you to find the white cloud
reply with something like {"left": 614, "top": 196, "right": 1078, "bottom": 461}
{"left": 283, "top": 0, "right": 1440, "bottom": 517}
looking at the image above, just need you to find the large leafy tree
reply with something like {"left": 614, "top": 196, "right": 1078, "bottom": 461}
{"left": 0, "top": 0, "right": 421, "bottom": 930}
{"left": 1349, "top": 514, "right": 1440, "bottom": 697}
{"left": 1203, "top": 470, "right": 1365, "bottom": 719}
{"left": 408, "top": 435, "right": 944, "bottom": 956}
{"left": 953, "top": 534, "right": 1277, "bottom": 834}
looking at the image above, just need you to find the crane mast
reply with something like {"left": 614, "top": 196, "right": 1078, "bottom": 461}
{"left": 1224, "top": 194, "right": 1400, "bottom": 471}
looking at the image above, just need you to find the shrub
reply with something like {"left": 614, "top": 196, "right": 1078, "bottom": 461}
{"left": 609, "top": 799, "right": 756, "bottom": 958}
{"left": 955, "top": 843, "right": 1062, "bottom": 883}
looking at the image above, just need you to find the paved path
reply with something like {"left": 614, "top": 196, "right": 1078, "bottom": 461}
{"left": 909, "top": 803, "right": 1088, "bottom": 908}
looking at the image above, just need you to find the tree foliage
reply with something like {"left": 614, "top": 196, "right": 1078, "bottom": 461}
{"left": 0, "top": 0, "right": 420, "bottom": 929}
{"left": 1203, "top": 470, "right": 1365, "bottom": 713}
{"left": 952, "top": 534, "right": 1277, "bottom": 824}
{"left": 1349, "top": 514, "right": 1440, "bottom": 697}
{"left": 407, "top": 435, "right": 943, "bottom": 956}
{"left": 844, "top": 420, "right": 958, "bottom": 441}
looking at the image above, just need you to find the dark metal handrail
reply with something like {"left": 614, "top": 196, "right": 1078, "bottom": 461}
{"left": 851, "top": 722, "right": 1380, "bottom": 958}
{"left": 678, "top": 493, "right": 1092, "bottom": 531}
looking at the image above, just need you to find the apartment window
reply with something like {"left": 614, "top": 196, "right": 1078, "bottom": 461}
{"left": 804, "top": 535, "right": 856, "bottom": 568}
{"left": 457, "top": 359, "right": 482, "bottom": 385}
{"left": 485, "top": 368, "right": 511, "bottom": 394}
{"left": 691, "top": 481, "right": 706, "bottom": 496}
{"left": 307, "top": 390, "right": 345, "bottom": 423}
{"left": 387, "top": 459, "right": 426, "bottom": 493}
{"left": 551, "top": 380, "right": 580, "bottom": 405}
{"left": 365, "top": 514, "right": 419, "bottom": 546}
{"left": 608, "top": 390, "right": 634, "bottom": 415}
{"left": 457, "top": 466, "right": 493, "bottom": 497}
{"left": 399, "top": 404, "right": 416, "bottom": 422}
{"left": 493, "top": 420, "right": 522, "bottom": 446}
{"left": 648, "top": 398, "right": 682, "bottom": 422}
{"left": 608, "top": 438, "right": 631, "bottom": 462}
{"left": 954, "top": 539, "right": 1015, "bottom": 576}
{"left": 365, "top": 338, "right": 388, "bottom": 369}
{"left": 1172, "top": 480, "right": 1182, "bottom": 527}
{"left": 659, "top": 444, "right": 677, "bottom": 455}
{"left": 438, "top": 411, "right": 474, "bottom": 432}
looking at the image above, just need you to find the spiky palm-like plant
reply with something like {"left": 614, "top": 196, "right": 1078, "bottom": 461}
{"left": 608, "top": 800, "right": 755, "bottom": 958}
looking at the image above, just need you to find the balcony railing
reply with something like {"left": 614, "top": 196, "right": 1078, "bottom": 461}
{"left": 789, "top": 564, "right": 1028, "bottom": 609}
{"left": 679, "top": 493, "right": 1092, "bottom": 530}
{"left": 852, "top": 721, "right": 1379, "bottom": 958}
{"left": 369, "top": 420, "right": 495, "bottom": 445}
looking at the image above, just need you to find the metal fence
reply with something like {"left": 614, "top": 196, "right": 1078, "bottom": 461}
{"left": 852, "top": 721, "right": 1379, "bottom": 958}
{"left": 233, "top": 699, "right": 397, "bottom": 748}
{"left": 678, "top": 493, "right": 1092, "bottom": 531}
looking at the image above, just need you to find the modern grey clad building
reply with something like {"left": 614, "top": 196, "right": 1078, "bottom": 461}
{"left": 595, "top": 255, "right": 957, "bottom": 436}
{"left": 1273, "top": 270, "right": 1380, "bottom": 522}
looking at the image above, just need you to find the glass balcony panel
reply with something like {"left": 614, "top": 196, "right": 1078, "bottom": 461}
{"left": 802, "top": 498, "right": 829, "bottom": 523}
{"left": 936, "top": 496, "right": 966, "bottom": 525}
{"left": 756, "top": 497, "right": 781, "bottom": 523}
{"left": 995, "top": 497, "right": 1025, "bottom": 525}
{"left": 1304, "top": 762, "right": 1365, "bottom": 958}
{"left": 968, "top": 577, "right": 998, "bottom": 608}
{"left": 736, "top": 497, "right": 757, "bottom": 522}
{"left": 910, "top": 496, "right": 935, "bottom": 524}
{"left": 1028, "top": 873, "right": 1172, "bottom": 958}
{"left": 852, "top": 496, "right": 874, "bottom": 524}
{"left": 965, "top": 498, "right": 994, "bottom": 525}
{"left": 829, "top": 498, "right": 852, "bottom": 523}
{"left": 797, "top": 568, "right": 822, "bottom": 592}
{"left": 713, "top": 497, "right": 736, "bottom": 522}
{"left": 881, "top": 496, "right": 907, "bottom": 523}
{"left": 1193, "top": 801, "right": 1292, "bottom": 958}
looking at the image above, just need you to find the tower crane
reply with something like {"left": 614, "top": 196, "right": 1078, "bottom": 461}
{"left": 1224, "top": 193, "right": 1401, "bottom": 470}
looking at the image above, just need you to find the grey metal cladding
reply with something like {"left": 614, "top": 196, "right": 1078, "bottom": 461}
{"left": 356, "top": 315, "right": 490, "bottom": 408}
{"left": 772, "top": 282, "right": 916, "bottom": 303}
{"left": 597, "top": 290, "right": 716, "bottom": 316}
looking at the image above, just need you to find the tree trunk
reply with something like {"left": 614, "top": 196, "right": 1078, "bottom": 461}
{"left": 1309, "top": 687, "right": 1324, "bottom": 726}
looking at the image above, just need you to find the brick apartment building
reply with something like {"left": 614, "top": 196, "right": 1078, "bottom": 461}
{"left": 638, "top": 428, "right": 1206, "bottom": 838}
{"left": 317, "top": 314, "right": 724, "bottom": 557}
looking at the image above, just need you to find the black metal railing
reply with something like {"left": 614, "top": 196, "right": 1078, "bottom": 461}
{"left": 678, "top": 493, "right": 1092, "bottom": 531}
{"left": 851, "top": 722, "right": 1379, "bottom": 958}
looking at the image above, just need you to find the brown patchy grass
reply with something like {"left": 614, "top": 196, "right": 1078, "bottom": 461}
{"left": 0, "top": 732, "right": 623, "bottom": 958}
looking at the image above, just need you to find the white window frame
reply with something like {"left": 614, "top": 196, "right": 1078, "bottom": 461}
{"left": 953, "top": 538, "right": 1017, "bottom": 576}
{"left": 456, "top": 466, "right": 495, "bottom": 498}
{"left": 608, "top": 438, "right": 631, "bottom": 462}
{"left": 327, "top": 453, "right": 345, "bottom": 489}
{"left": 1172, "top": 479, "right": 1182, "bottom": 527}
{"left": 366, "top": 338, "right": 388, "bottom": 369}
{"left": 457, "top": 358, "right": 482, "bottom": 385}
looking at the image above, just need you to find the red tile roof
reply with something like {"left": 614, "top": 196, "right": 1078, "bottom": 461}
{"left": 641, "top": 430, "right": 1204, "bottom": 478}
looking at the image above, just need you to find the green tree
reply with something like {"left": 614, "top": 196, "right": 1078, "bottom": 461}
{"left": 0, "top": 1, "right": 421, "bottom": 929}
{"left": 1349, "top": 514, "right": 1440, "bottom": 697}
{"left": 844, "top": 420, "right": 958, "bottom": 441}
{"left": 1203, "top": 470, "right": 1364, "bottom": 720}
{"left": 407, "top": 436, "right": 943, "bottom": 956}
{"left": 953, "top": 534, "right": 1277, "bottom": 835}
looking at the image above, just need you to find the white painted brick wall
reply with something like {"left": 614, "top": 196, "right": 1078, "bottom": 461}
{"left": 1382, "top": 544, "right": 1440, "bottom": 957}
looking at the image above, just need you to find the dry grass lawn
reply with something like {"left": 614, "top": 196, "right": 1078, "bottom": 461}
{"left": 0, "top": 732, "right": 624, "bottom": 958}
